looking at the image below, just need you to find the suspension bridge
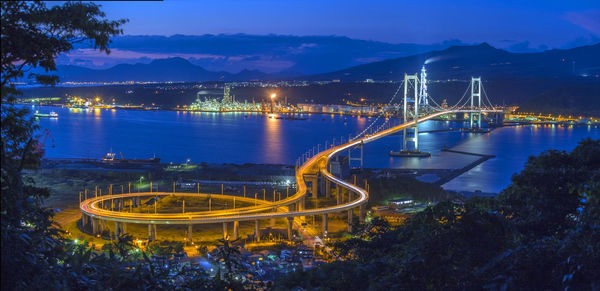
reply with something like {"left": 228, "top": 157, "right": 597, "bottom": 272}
{"left": 80, "top": 68, "right": 502, "bottom": 242}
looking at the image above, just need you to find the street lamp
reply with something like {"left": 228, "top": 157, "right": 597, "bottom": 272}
{"left": 139, "top": 176, "right": 144, "bottom": 191}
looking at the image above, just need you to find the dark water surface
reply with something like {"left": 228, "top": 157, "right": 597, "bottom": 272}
{"left": 34, "top": 106, "right": 599, "bottom": 193}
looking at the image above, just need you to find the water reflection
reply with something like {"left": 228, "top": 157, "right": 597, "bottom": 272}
{"left": 34, "top": 106, "right": 599, "bottom": 194}
{"left": 264, "top": 116, "right": 283, "bottom": 162}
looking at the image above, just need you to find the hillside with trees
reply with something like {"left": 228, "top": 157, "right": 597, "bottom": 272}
{"left": 276, "top": 139, "right": 600, "bottom": 290}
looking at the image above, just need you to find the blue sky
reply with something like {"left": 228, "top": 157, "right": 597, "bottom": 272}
{"left": 51, "top": 0, "right": 600, "bottom": 73}
{"left": 96, "top": 0, "right": 599, "bottom": 47}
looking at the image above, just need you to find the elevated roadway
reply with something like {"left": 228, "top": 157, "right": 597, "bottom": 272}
{"left": 80, "top": 110, "right": 498, "bottom": 239}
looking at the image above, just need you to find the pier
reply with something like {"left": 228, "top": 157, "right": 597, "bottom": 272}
{"left": 435, "top": 148, "right": 496, "bottom": 185}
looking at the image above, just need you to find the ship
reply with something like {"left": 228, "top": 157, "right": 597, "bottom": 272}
{"left": 101, "top": 151, "right": 161, "bottom": 164}
{"left": 34, "top": 110, "right": 58, "bottom": 118}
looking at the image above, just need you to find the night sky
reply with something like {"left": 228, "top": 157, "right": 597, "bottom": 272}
{"left": 96, "top": 0, "right": 599, "bottom": 47}
{"left": 50, "top": 0, "right": 600, "bottom": 73}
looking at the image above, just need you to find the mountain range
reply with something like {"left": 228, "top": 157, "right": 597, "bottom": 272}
{"left": 51, "top": 57, "right": 277, "bottom": 83}
{"left": 41, "top": 42, "right": 600, "bottom": 83}
{"left": 306, "top": 43, "right": 600, "bottom": 81}
{"left": 60, "top": 34, "right": 478, "bottom": 74}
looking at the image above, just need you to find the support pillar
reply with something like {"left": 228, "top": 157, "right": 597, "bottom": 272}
{"left": 303, "top": 173, "right": 319, "bottom": 198}
{"left": 81, "top": 214, "right": 87, "bottom": 228}
{"left": 359, "top": 204, "right": 366, "bottom": 224}
{"left": 325, "top": 180, "right": 331, "bottom": 198}
{"left": 311, "top": 176, "right": 318, "bottom": 199}
{"left": 300, "top": 197, "right": 306, "bottom": 220}
{"left": 114, "top": 221, "right": 121, "bottom": 238}
{"left": 349, "top": 143, "right": 364, "bottom": 169}
{"left": 122, "top": 223, "right": 127, "bottom": 235}
{"left": 322, "top": 214, "right": 328, "bottom": 237}
{"left": 148, "top": 224, "right": 156, "bottom": 241}
{"left": 286, "top": 217, "right": 294, "bottom": 241}
{"left": 347, "top": 209, "right": 353, "bottom": 232}
{"left": 91, "top": 217, "right": 99, "bottom": 235}
{"left": 336, "top": 186, "right": 342, "bottom": 205}
{"left": 255, "top": 220, "right": 261, "bottom": 242}
{"left": 233, "top": 221, "right": 239, "bottom": 240}
{"left": 187, "top": 224, "right": 193, "bottom": 242}
{"left": 270, "top": 218, "right": 276, "bottom": 227}
{"left": 222, "top": 222, "right": 228, "bottom": 240}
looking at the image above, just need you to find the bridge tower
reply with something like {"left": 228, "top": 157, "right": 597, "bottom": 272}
{"left": 390, "top": 74, "right": 430, "bottom": 157}
{"left": 403, "top": 73, "right": 419, "bottom": 151}
{"left": 469, "top": 77, "right": 482, "bottom": 129}
{"left": 419, "top": 66, "right": 429, "bottom": 107}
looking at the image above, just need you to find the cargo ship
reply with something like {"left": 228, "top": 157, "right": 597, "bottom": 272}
{"left": 101, "top": 152, "right": 160, "bottom": 164}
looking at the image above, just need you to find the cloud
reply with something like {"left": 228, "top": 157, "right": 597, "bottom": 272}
{"left": 561, "top": 35, "right": 600, "bottom": 49}
{"left": 70, "top": 48, "right": 226, "bottom": 62}
{"left": 288, "top": 43, "right": 319, "bottom": 54}
{"left": 507, "top": 41, "right": 549, "bottom": 53}
{"left": 563, "top": 10, "right": 600, "bottom": 35}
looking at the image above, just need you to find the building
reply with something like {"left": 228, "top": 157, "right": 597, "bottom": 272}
{"left": 222, "top": 86, "right": 232, "bottom": 104}
{"left": 373, "top": 209, "right": 409, "bottom": 225}
{"left": 389, "top": 198, "right": 414, "bottom": 208}
{"left": 297, "top": 103, "right": 378, "bottom": 114}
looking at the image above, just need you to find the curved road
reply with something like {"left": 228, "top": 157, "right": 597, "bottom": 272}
{"left": 80, "top": 110, "right": 492, "bottom": 225}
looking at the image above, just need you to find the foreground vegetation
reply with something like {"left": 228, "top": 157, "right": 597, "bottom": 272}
{"left": 276, "top": 139, "right": 600, "bottom": 290}
{"left": 2, "top": 2, "right": 599, "bottom": 290}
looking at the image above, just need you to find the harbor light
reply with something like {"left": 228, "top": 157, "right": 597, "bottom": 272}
{"left": 270, "top": 93, "right": 276, "bottom": 99}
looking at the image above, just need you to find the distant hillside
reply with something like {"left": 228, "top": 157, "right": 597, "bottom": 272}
{"left": 17, "top": 43, "right": 600, "bottom": 115}
{"left": 518, "top": 84, "right": 600, "bottom": 116}
{"left": 33, "top": 43, "right": 600, "bottom": 84}
{"left": 303, "top": 43, "right": 600, "bottom": 114}
{"left": 305, "top": 43, "right": 600, "bottom": 81}
{"left": 63, "top": 34, "right": 476, "bottom": 74}
{"left": 46, "top": 57, "right": 281, "bottom": 83}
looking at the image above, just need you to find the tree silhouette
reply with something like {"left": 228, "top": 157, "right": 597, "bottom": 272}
{"left": 277, "top": 139, "right": 600, "bottom": 290}
{"left": 1, "top": 1, "right": 125, "bottom": 289}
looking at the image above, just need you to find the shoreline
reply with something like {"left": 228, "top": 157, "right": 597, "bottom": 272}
{"left": 17, "top": 104, "right": 600, "bottom": 125}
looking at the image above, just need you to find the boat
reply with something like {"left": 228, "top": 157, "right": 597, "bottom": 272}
{"left": 101, "top": 151, "right": 161, "bottom": 164}
{"left": 284, "top": 116, "right": 307, "bottom": 120}
{"left": 34, "top": 110, "right": 58, "bottom": 118}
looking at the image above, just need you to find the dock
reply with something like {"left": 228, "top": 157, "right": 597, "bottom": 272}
{"left": 435, "top": 149, "right": 496, "bottom": 185}
{"left": 389, "top": 150, "right": 431, "bottom": 157}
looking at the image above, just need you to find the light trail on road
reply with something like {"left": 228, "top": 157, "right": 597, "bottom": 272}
{"left": 80, "top": 110, "right": 498, "bottom": 226}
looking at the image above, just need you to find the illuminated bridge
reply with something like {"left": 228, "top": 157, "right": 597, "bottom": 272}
{"left": 80, "top": 72, "right": 502, "bottom": 241}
